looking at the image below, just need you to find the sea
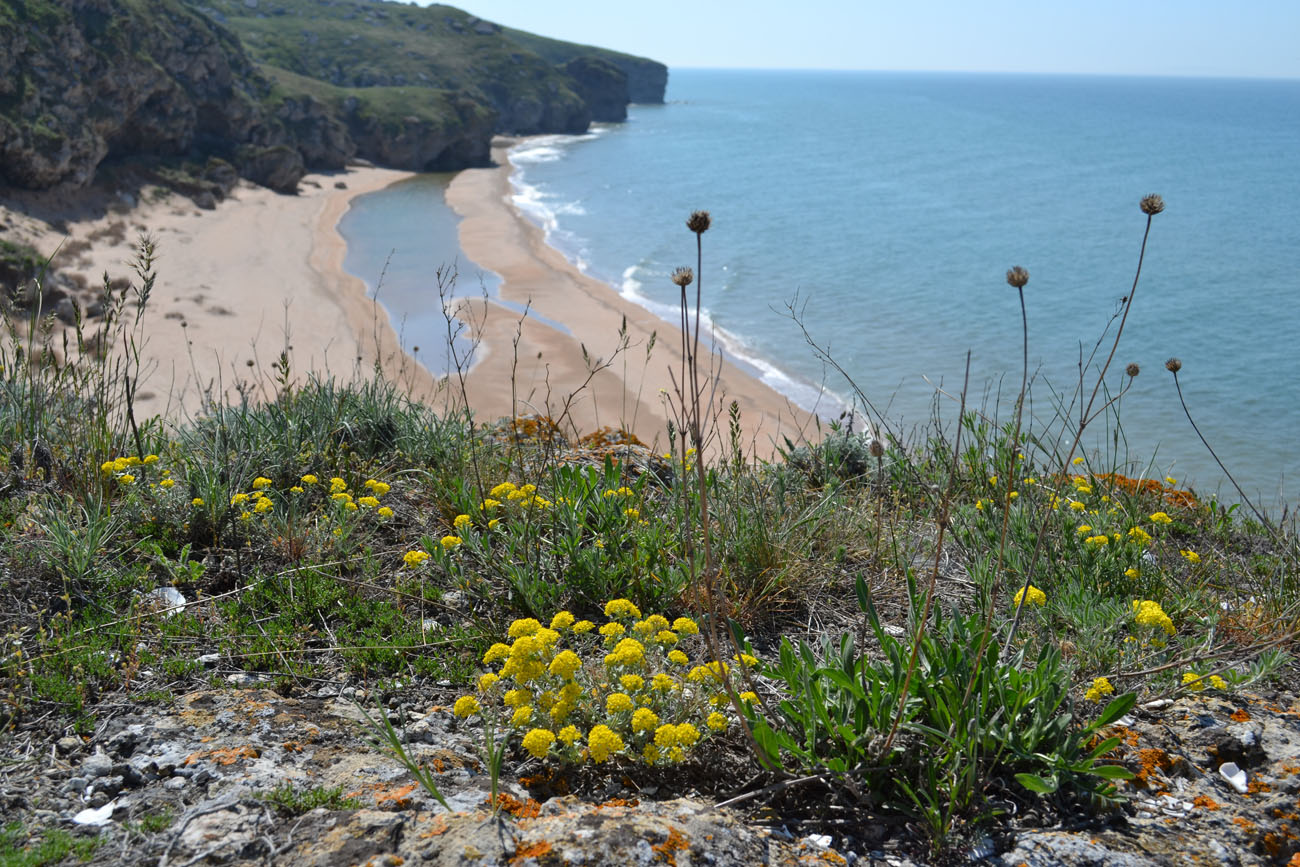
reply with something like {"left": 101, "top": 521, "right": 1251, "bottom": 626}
{"left": 339, "top": 69, "right": 1300, "bottom": 510}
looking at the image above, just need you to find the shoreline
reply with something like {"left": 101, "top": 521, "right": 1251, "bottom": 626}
{"left": 445, "top": 137, "right": 814, "bottom": 457}
{"left": 1, "top": 166, "right": 435, "bottom": 421}
{"left": 2, "top": 150, "right": 812, "bottom": 457}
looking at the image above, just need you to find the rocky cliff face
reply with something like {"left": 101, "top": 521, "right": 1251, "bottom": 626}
{"left": 0, "top": 0, "right": 265, "bottom": 189}
{"left": 0, "top": 0, "right": 668, "bottom": 194}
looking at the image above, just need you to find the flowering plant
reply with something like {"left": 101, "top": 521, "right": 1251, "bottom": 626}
{"left": 454, "top": 599, "right": 752, "bottom": 766}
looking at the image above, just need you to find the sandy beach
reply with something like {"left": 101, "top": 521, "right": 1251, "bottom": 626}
{"left": 2, "top": 146, "right": 811, "bottom": 455}
{"left": 446, "top": 139, "right": 813, "bottom": 456}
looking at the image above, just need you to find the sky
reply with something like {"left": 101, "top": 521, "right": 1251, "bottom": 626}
{"left": 421, "top": 1, "right": 1300, "bottom": 79}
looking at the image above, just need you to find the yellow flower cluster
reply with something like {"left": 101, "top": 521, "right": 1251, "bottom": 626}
{"left": 1013, "top": 584, "right": 1047, "bottom": 608}
{"left": 1182, "top": 672, "right": 1228, "bottom": 692}
{"left": 457, "top": 602, "right": 747, "bottom": 768}
{"left": 1132, "top": 600, "right": 1175, "bottom": 635}
{"left": 1084, "top": 676, "right": 1115, "bottom": 702}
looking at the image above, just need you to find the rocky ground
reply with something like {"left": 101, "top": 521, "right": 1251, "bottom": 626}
{"left": 2, "top": 672, "right": 1298, "bottom": 866}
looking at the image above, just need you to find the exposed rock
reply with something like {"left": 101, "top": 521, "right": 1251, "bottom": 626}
{"left": 562, "top": 56, "right": 630, "bottom": 123}
{"left": 236, "top": 144, "right": 305, "bottom": 193}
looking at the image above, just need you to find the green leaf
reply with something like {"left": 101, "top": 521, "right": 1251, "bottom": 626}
{"left": 1014, "top": 772, "right": 1058, "bottom": 794}
{"left": 1089, "top": 764, "right": 1136, "bottom": 780}
{"left": 1093, "top": 692, "right": 1137, "bottom": 728}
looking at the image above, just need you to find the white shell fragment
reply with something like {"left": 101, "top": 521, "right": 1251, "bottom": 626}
{"left": 1218, "top": 761, "right": 1248, "bottom": 794}
{"left": 73, "top": 801, "right": 116, "bottom": 826}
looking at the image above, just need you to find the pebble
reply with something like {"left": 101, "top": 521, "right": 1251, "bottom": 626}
{"left": 81, "top": 752, "right": 113, "bottom": 779}
{"left": 56, "top": 736, "right": 82, "bottom": 755}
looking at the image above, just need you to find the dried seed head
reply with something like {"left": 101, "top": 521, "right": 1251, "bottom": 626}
{"left": 869, "top": 439, "right": 885, "bottom": 458}
{"left": 1126, "top": 363, "right": 1140, "bottom": 378}
{"left": 1140, "top": 194, "right": 1165, "bottom": 216}
{"left": 686, "top": 210, "right": 712, "bottom": 234}
{"left": 671, "top": 266, "right": 694, "bottom": 288}
{"left": 1165, "top": 357, "right": 1182, "bottom": 373}
{"left": 1006, "top": 266, "right": 1029, "bottom": 289}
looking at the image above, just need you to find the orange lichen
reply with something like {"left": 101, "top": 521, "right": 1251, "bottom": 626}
{"left": 509, "top": 415, "right": 562, "bottom": 443}
{"left": 1131, "top": 747, "right": 1176, "bottom": 788}
{"left": 184, "top": 745, "right": 259, "bottom": 766}
{"left": 1230, "top": 708, "right": 1252, "bottom": 723}
{"left": 418, "top": 815, "right": 450, "bottom": 838}
{"left": 510, "top": 841, "right": 554, "bottom": 864}
{"left": 1192, "top": 795, "right": 1221, "bottom": 810}
{"left": 1288, "top": 852, "right": 1300, "bottom": 867}
{"left": 596, "top": 798, "right": 640, "bottom": 810}
{"left": 282, "top": 741, "right": 303, "bottom": 753}
{"left": 374, "top": 783, "right": 418, "bottom": 809}
{"left": 1088, "top": 473, "right": 1199, "bottom": 509}
{"left": 1233, "top": 816, "right": 1256, "bottom": 831}
{"left": 1248, "top": 779, "right": 1274, "bottom": 794}
{"left": 652, "top": 826, "right": 690, "bottom": 865}
{"left": 578, "top": 427, "right": 645, "bottom": 449}
{"left": 490, "top": 793, "right": 542, "bottom": 818}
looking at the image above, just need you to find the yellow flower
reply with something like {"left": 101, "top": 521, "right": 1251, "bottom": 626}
{"left": 738, "top": 691, "right": 758, "bottom": 704}
{"left": 508, "top": 618, "right": 542, "bottom": 639}
{"left": 490, "top": 481, "right": 517, "bottom": 499}
{"left": 1124, "top": 567, "right": 1139, "bottom": 579}
{"left": 478, "top": 673, "right": 499, "bottom": 692}
{"left": 1069, "top": 500, "right": 1086, "bottom": 512}
{"left": 142, "top": 454, "right": 159, "bottom": 465}
{"left": 606, "top": 692, "right": 634, "bottom": 714}
{"left": 1165, "top": 476, "right": 1177, "bottom": 485}
{"left": 605, "top": 638, "right": 646, "bottom": 667}
{"left": 254, "top": 497, "right": 274, "bottom": 514}
{"left": 623, "top": 507, "right": 640, "bottom": 520}
{"left": 1072, "top": 456, "right": 1085, "bottom": 466}
{"left": 402, "top": 550, "right": 430, "bottom": 568}
{"left": 631, "top": 707, "right": 660, "bottom": 733}
{"left": 1149, "top": 511, "right": 1173, "bottom": 525}
{"left": 483, "top": 643, "right": 511, "bottom": 664}
{"left": 487, "top": 518, "right": 499, "bottom": 530}
{"left": 364, "top": 480, "right": 391, "bottom": 496}
{"left": 377, "top": 507, "right": 394, "bottom": 518}
{"left": 1084, "top": 677, "right": 1115, "bottom": 702}
{"left": 548, "top": 650, "right": 581, "bottom": 680}
{"left": 329, "top": 477, "right": 347, "bottom": 493}
{"left": 557, "top": 725, "right": 580, "bottom": 746}
{"left": 573, "top": 620, "right": 595, "bottom": 634}
{"left": 975, "top": 499, "right": 984, "bottom": 511}
{"left": 599, "top": 622, "right": 626, "bottom": 640}
{"left": 707, "top": 711, "right": 728, "bottom": 732}
{"left": 330, "top": 492, "right": 350, "bottom": 503}
{"left": 440, "top": 535, "right": 462, "bottom": 550}
{"left": 1208, "top": 675, "right": 1228, "bottom": 690}
{"left": 1084, "top": 534, "right": 1110, "bottom": 547}
{"left": 604, "top": 599, "right": 642, "bottom": 620}
{"left": 1180, "top": 549, "right": 1201, "bottom": 564}
{"left": 1013, "top": 585, "right": 1046, "bottom": 607}
{"left": 642, "top": 744, "right": 661, "bottom": 763}
{"left": 671, "top": 617, "right": 699, "bottom": 635}
{"left": 667, "top": 650, "right": 689, "bottom": 666}
{"left": 1076, "top": 525, "right": 1093, "bottom": 535}
{"left": 300, "top": 474, "right": 318, "bottom": 485}
{"left": 549, "top": 611, "right": 576, "bottom": 630}
{"left": 252, "top": 477, "right": 272, "bottom": 490}
{"left": 1182, "top": 672, "right": 1206, "bottom": 692}
{"left": 511, "top": 705, "right": 534, "bottom": 727}
{"left": 117, "top": 474, "right": 135, "bottom": 485}
{"left": 481, "top": 498, "right": 501, "bottom": 511}
{"left": 191, "top": 497, "right": 204, "bottom": 507}
{"left": 651, "top": 673, "right": 675, "bottom": 692}
{"left": 358, "top": 495, "right": 380, "bottom": 508}
{"left": 1133, "top": 600, "right": 1175, "bottom": 635}
{"left": 453, "top": 695, "right": 480, "bottom": 718}
{"left": 100, "top": 461, "right": 116, "bottom": 474}
{"left": 1008, "top": 491, "right": 1019, "bottom": 500}
{"left": 521, "top": 728, "right": 555, "bottom": 758}
{"left": 673, "top": 723, "right": 700, "bottom": 748}
{"left": 290, "top": 485, "right": 304, "bottom": 494}
{"left": 159, "top": 478, "right": 175, "bottom": 489}
{"left": 345, "top": 501, "right": 358, "bottom": 511}
{"left": 453, "top": 514, "right": 471, "bottom": 529}
{"left": 1127, "top": 526, "right": 1152, "bottom": 544}
{"left": 620, "top": 674, "right": 644, "bottom": 692}
{"left": 587, "top": 725, "right": 624, "bottom": 763}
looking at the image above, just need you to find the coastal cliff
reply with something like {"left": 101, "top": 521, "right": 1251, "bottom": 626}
{"left": 0, "top": 0, "right": 667, "bottom": 193}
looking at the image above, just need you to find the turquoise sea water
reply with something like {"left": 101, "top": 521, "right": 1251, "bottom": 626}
{"left": 341, "top": 70, "right": 1300, "bottom": 509}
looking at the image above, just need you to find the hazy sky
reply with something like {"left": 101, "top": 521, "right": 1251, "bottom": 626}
{"left": 430, "top": 1, "right": 1300, "bottom": 79}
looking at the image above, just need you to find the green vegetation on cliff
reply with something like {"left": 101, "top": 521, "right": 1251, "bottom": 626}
{"left": 0, "top": 0, "right": 667, "bottom": 191}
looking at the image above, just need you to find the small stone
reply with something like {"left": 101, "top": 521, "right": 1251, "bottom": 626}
{"left": 163, "top": 777, "right": 186, "bottom": 791}
{"left": 81, "top": 752, "right": 113, "bottom": 779}
{"left": 94, "top": 775, "right": 124, "bottom": 797}
{"left": 56, "top": 736, "right": 82, "bottom": 755}
{"left": 198, "top": 653, "right": 222, "bottom": 665}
